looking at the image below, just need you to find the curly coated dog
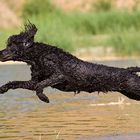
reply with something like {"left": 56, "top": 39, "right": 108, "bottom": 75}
{"left": 0, "top": 23, "right": 140, "bottom": 103}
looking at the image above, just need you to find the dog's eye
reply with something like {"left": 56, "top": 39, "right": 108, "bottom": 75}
{"left": 23, "top": 42, "right": 30, "bottom": 47}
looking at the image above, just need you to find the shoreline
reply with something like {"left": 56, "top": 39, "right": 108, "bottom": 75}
{"left": 0, "top": 61, "right": 26, "bottom": 65}
{"left": 0, "top": 56, "right": 139, "bottom": 65}
{"left": 79, "top": 56, "right": 140, "bottom": 61}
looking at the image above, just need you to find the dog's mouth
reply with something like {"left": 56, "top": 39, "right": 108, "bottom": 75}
{"left": 0, "top": 50, "right": 13, "bottom": 62}
{"left": 0, "top": 56, "right": 13, "bottom": 62}
{"left": 0, "top": 55, "right": 13, "bottom": 62}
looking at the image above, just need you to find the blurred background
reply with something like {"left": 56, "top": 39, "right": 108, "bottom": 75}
{"left": 1, "top": 0, "right": 140, "bottom": 60}
{"left": 0, "top": 1, "right": 140, "bottom": 140}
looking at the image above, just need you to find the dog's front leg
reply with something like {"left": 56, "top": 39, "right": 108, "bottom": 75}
{"left": 35, "top": 74, "right": 64, "bottom": 103}
{"left": 0, "top": 80, "right": 37, "bottom": 94}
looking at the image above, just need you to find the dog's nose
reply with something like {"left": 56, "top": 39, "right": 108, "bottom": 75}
{"left": 0, "top": 49, "right": 10, "bottom": 61}
{"left": 0, "top": 50, "right": 6, "bottom": 57}
{"left": 0, "top": 50, "right": 3, "bottom": 57}
{"left": 0, "top": 50, "right": 3, "bottom": 61}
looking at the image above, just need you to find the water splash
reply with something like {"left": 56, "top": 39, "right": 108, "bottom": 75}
{"left": 90, "top": 97, "right": 131, "bottom": 107}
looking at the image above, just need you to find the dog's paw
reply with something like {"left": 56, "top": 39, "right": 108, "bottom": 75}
{"left": 0, "top": 86, "right": 8, "bottom": 94}
{"left": 37, "top": 93, "right": 50, "bottom": 103}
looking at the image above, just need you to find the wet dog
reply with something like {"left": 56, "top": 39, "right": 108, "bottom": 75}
{"left": 0, "top": 23, "right": 140, "bottom": 103}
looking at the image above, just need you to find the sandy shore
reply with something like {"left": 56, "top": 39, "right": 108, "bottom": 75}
{"left": 0, "top": 56, "right": 139, "bottom": 65}
{"left": 0, "top": 61, "right": 26, "bottom": 65}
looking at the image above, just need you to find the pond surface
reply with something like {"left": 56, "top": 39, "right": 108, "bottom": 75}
{"left": 0, "top": 60, "right": 140, "bottom": 140}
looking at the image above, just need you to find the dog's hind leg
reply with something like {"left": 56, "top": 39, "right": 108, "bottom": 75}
{"left": 35, "top": 74, "right": 65, "bottom": 103}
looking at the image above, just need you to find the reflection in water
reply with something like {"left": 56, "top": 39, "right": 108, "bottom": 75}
{"left": 0, "top": 60, "right": 140, "bottom": 140}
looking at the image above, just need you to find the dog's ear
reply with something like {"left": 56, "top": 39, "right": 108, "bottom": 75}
{"left": 19, "top": 23, "right": 38, "bottom": 48}
{"left": 24, "top": 22, "right": 37, "bottom": 37}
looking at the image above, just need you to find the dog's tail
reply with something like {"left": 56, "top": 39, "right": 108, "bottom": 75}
{"left": 127, "top": 66, "right": 140, "bottom": 73}
{"left": 120, "top": 76, "right": 140, "bottom": 101}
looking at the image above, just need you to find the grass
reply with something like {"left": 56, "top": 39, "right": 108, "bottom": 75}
{"left": 110, "top": 32, "right": 140, "bottom": 55}
{"left": 1, "top": 0, "right": 140, "bottom": 56}
{"left": 0, "top": 28, "right": 18, "bottom": 50}
{"left": 94, "top": 0, "right": 112, "bottom": 12}
{"left": 22, "top": 8, "right": 140, "bottom": 55}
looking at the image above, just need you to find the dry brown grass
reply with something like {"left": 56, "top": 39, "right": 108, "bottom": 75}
{"left": 0, "top": 0, "right": 140, "bottom": 28}
{"left": 52, "top": 0, "right": 140, "bottom": 11}
{"left": 0, "top": 1, "right": 21, "bottom": 28}
{"left": 2, "top": 0, "right": 25, "bottom": 14}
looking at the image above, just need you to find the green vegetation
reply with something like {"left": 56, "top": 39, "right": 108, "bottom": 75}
{"left": 1, "top": 0, "right": 140, "bottom": 56}
{"left": 110, "top": 32, "right": 140, "bottom": 55}
{"left": 94, "top": 0, "right": 112, "bottom": 12}
{"left": 22, "top": 0, "right": 55, "bottom": 16}
{"left": 0, "top": 28, "right": 17, "bottom": 49}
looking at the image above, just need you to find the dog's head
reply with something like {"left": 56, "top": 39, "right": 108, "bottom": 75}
{"left": 0, "top": 23, "right": 37, "bottom": 62}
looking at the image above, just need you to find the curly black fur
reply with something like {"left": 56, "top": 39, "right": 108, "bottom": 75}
{"left": 0, "top": 23, "right": 140, "bottom": 103}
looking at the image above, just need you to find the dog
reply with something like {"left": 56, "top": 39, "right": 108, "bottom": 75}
{"left": 0, "top": 23, "right": 140, "bottom": 103}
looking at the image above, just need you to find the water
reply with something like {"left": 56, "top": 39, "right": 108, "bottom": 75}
{"left": 0, "top": 60, "right": 140, "bottom": 140}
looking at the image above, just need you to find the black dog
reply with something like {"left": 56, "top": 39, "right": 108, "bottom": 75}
{"left": 0, "top": 23, "right": 140, "bottom": 103}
